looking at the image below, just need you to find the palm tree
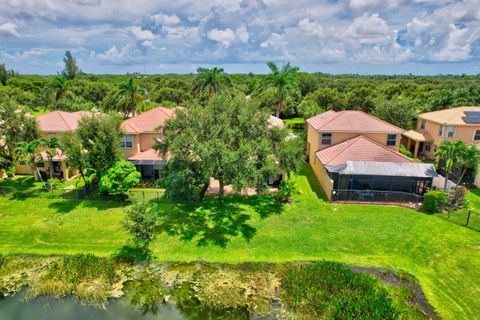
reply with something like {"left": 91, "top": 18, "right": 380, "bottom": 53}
{"left": 262, "top": 62, "right": 299, "bottom": 117}
{"left": 435, "top": 140, "right": 466, "bottom": 189}
{"left": 14, "top": 140, "right": 44, "bottom": 183}
{"left": 48, "top": 75, "right": 71, "bottom": 101}
{"left": 115, "top": 78, "right": 143, "bottom": 118}
{"left": 193, "top": 67, "right": 225, "bottom": 96}
{"left": 456, "top": 145, "right": 480, "bottom": 185}
{"left": 41, "top": 137, "right": 60, "bottom": 180}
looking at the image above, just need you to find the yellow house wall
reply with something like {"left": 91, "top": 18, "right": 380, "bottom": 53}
{"left": 120, "top": 133, "right": 160, "bottom": 160}
{"left": 310, "top": 155, "right": 333, "bottom": 200}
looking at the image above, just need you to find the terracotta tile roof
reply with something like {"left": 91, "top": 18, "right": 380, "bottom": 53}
{"left": 306, "top": 110, "right": 404, "bottom": 133}
{"left": 419, "top": 106, "right": 480, "bottom": 126}
{"left": 402, "top": 130, "right": 433, "bottom": 142}
{"left": 128, "top": 148, "right": 170, "bottom": 161}
{"left": 37, "top": 111, "right": 92, "bottom": 133}
{"left": 315, "top": 135, "right": 413, "bottom": 166}
{"left": 268, "top": 115, "right": 285, "bottom": 128}
{"left": 121, "top": 107, "right": 178, "bottom": 134}
{"left": 39, "top": 148, "right": 67, "bottom": 161}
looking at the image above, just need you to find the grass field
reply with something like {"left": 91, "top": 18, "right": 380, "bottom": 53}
{"left": 1, "top": 165, "right": 480, "bottom": 319}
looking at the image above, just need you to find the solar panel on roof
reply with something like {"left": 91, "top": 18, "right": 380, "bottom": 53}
{"left": 463, "top": 111, "right": 480, "bottom": 124}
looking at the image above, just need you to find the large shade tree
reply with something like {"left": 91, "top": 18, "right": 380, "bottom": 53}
{"left": 456, "top": 144, "right": 480, "bottom": 185}
{"left": 62, "top": 50, "right": 81, "bottom": 80}
{"left": 155, "top": 94, "right": 303, "bottom": 199}
{"left": 0, "top": 102, "right": 40, "bottom": 172}
{"left": 192, "top": 67, "right": 225, "bottom": 97}
{"left": 262, "top": 62, "right": 299, "bottom": 117}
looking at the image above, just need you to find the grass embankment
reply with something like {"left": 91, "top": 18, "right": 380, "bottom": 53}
{"left": 0, "top": 164, "right": 480, "bottom": 319}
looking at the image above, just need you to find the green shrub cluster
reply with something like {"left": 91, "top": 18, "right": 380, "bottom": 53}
{"left": 47, "top": 254, "right": 117, "bottom": 285}
{"left": 422, "top": 190, "right": 446, "bottom": 213}
{"left": 280, "top": 261, "right": 399, "bottom": 319}
{"left": 399, "top": 144, "right": 412, "bottom": 158}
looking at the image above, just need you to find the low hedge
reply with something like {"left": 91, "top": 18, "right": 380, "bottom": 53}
{"left": 423, "top": 190, "right": 446, "bottom": 213}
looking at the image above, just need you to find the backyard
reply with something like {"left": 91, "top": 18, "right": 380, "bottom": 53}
{"left": 0, "top": 165, "right": 479, "bottom": 319}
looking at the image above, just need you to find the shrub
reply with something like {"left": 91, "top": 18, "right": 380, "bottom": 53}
{"left": 280, "top": 261, "right": 398, "bottom": 319}
{"left": 399, "top": 144, "right": 412, "bottom": 158}
{"left": 47, "top": 177, "right": 61, "bottom": 190}
{"left": 275, "top": 177, "right": 297, "bottom": 203}
{"left": 423, "top": 190, "right": 446, "bottom": 213}
{"left": 5, "top": 166, "right": 15, "bottom": 177}
{"left": 99, "top": 160, "right": 141, "bottom": 194}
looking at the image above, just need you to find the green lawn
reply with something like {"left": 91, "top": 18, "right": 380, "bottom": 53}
{"left": 0, "top": 175, "right": 84, "bottom": 189}
{"left": 1, "top": 165, "right": 480, "bottom": 319}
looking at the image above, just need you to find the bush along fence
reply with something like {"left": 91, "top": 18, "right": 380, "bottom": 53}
{"left": 0, "top": 184, "right": 94, "bottom": 200}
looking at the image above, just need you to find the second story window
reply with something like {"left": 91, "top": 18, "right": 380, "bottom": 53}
{"left": 445, "top": 126, "right": 455, "bottom": 138}
{"left": 474, "top": 130, "right": 480, "bottom": 141}
{"left": 420, "top": 120, "right": 426, "bottom": 130}
{"left": 120, "top": 135, "right": 133, "bottom": 148}
{"left": 386, "top": 134, "right": 397, "bottom": 146}
{"left": 321, "top": 133, "right": 332, "bottom": 145}
{"left": 438, "top": 126, "right": 443, "bottom": 137}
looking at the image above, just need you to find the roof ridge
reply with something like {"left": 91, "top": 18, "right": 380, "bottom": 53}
{"left": 324, "top": 135, "right": 362, "bottom": 164}
{"left": 313, "top": 110, "right": 340, "bottom": 131}
{"left": 355, "top": 135, "right": 414, "bottom": 162}
{"left": 56, "top": 110, "right": 72, "bottom": 131}
{"left": 354, "top": 110, "right": 405, "bottom": 132}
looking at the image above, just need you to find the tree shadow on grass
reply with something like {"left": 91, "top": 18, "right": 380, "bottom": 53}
{"left": 155, "top": 199, "right": 258, "bottom": 248}
{"left": 113, "top": 244, "right": 152, "bottom": 262}
{"left": 47, "top": 199, "right": 128, "bottom": 213}
{"left": 298, "top": 163, "right": 329, "bottom": 201}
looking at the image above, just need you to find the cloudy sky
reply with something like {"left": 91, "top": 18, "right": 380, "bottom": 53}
{"left": 0, "top": 0, "right": 479, "bottom": 75}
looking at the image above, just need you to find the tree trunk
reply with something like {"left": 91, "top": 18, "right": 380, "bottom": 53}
{"left": 275, "top": 101, "right": 282, "bottom": 118}
{"left": 79, "top": 169, "right": 87, "bottom": 186}
{"left": 199, "top": 182, "right": 209, "bottom": 201}
{"left": 218, "top": 179, "right": 224, "bottom": 198}
{"left": 48, "top": 156, "right": 54, "bottom": 180}
{"left": 456, "top": 168, "right": 466, "bottom": 186}
{"left": 444, "top": 171, "right": 449, "bottom": 190}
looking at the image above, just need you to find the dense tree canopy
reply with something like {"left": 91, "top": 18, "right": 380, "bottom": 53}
{"left": 156, "top": 94, "right": 303, "bottom": 199}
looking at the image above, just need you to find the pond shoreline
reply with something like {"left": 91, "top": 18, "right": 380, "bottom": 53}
{"left": 0, "top": 255, "right": 436, "bottom": 319}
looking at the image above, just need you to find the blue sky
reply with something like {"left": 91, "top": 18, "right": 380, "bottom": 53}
{"left": 0, "top": 0, "right": 479, "bottom": 75}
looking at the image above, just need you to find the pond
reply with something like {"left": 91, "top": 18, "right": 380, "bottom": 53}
{"left": 0, "top": 293, "right": 254, "bottom": 320}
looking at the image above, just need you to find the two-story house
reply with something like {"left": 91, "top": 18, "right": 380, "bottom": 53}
{"left": 402, "top": 106, "right": 480, "bottom": 159}
{"left": 306, "top": 110, "right": 437, "bottom": 201}
{"left": 120, "top": 107, "right": 177, "bottom": 180}
{"left": 15, "top": 110, "right": 90, "bottom": 181}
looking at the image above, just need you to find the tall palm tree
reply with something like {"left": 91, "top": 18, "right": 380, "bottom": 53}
{"left": 14, "top": 140, "right": 44, "bottom": 183}
{"left": 262, "top": 62, "right": 299, "bottom": 117}
{"left": 435, "top": 140, "right": 466, "bottom": 189}
{"left": 193, "top": 67, "right": 225, "bottom": 96}
{"left": 48, "top": 75, "right": 71, "bottom": 101}
{"left": 41, "top": 137, "right": 60, "bottom": 180}
{"left": 456, "top": 145, "right": 480, "bottom": 185}
{"left": 115, "top": 78, "right": 143, "bottom": 119}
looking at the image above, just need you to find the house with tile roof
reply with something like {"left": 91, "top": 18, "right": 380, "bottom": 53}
{"left": 120, "top": 107, "right": 178, "bottom": 180}
{"left": 401, "top": 106, "right": 480, "bottom": 159}
{"left": 14, "top": 110, "right": 93, "bottom": 181}
{"left": 306, "top": 110, "right": 437, "bottom": 202}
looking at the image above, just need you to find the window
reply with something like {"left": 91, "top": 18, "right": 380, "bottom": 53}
{"left": 321, "top": 133, "right": 332, "bottom": 145}
{"left": 438, "top": 126, "right": 443, "bottom": 137}
{"left": 445, "top": 126, "right": 455, "bottom": 138}
{"left": 425, "top": 143, "right": 431, "bottom": 152}
{"left": 120, "top": 135, "right": 133, "bottom": 148}
{"left": 420, "top": 120, "right": 426, "bottom": 130}
{"left": 433, "top": 145, "right": 437, "bottom": 153}
{"left": 386, "top": 134, "right": 397, "bottom": 146}
{"left": 474, "top": 130, "right": 480, "bottom": 141}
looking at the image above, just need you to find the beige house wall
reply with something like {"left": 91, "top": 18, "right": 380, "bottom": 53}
{"left": 310, "top": 155, "right": 333, "bottom": 200}
{"left": 120, "top": 133, "right": 160, "bottom": 160}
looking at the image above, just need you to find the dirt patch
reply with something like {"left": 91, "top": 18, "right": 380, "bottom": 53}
{"left": 349, "top": 266, "right": 440, "bottom": 320}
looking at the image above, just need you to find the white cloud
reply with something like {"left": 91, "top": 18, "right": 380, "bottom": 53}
{"left": 0, "top": 22, "right": 20, "bottom": 37}
{"left": 69, "top": 0, "right": 102, "bottom": 6}
{"left": 432, "top": 24, "right": 475, "bottom": 62}
{"left": 344, "top": 13, "right": 395, "bottom": 45}
{"left": 95, "top": 44, "right": 144, "bottom": 64}
{"left": 236, "top": 25, "right": 249, "bottom": 43}
{"left": 152, "top": 13, "right": 181, "bottom": 26}
{"left": 346, "top": 0, "right": 399, "bottom": 11}
{"left": 3, "top": 48, "right": 59, "bottom": 61}
{"left": 297, "top": 18, "right": 324, "bottom": 38}
{"left": 260, "top": 33, "right": 286, "bottom": 49}
{"left": 130, "top": 26, "right": 156, "bottom": 41}
{"left": 207, "top": 28, "right": 236, "bottom": 47}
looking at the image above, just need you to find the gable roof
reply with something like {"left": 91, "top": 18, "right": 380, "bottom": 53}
{"left": 419, "top": 106, "right": 480, "bottom": 126}
{"left": 121, "top": 107, "right": 178, "bottom": 134}
{"left": 37, "top": 111, "right": 92, "bottom": 133}
{"left": 306, "top": 110, "right": 403, "bottom": 133}
{"left": 315, "top": 135, "right": 413, "bottom": 166}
